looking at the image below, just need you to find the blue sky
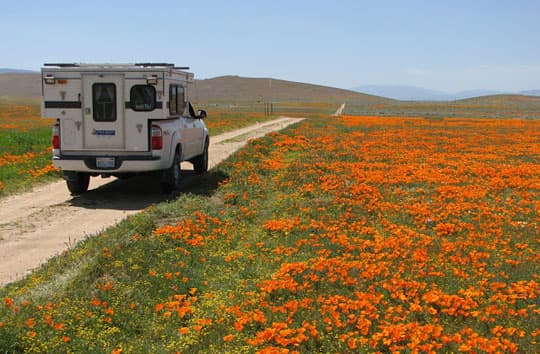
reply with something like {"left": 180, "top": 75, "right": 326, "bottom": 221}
{"left": 1, "top": 0, "right": 539, "bottom": 92}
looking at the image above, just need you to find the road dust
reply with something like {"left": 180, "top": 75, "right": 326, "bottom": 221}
{"left": 0, "top": 117, "right": 303, "bottom": 286}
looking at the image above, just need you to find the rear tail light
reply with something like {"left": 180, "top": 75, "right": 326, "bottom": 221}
{"left": 151, "top": 125, "right": 162, "bottom": 150}
{"left": 52, "top": 119, "right": 60, "bottom": 149}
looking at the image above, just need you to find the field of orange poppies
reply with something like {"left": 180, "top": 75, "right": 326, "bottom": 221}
{"left": 209, "top": 115, "right": 540, "bottom": 352}
{"left": 1, "top": 112, "right": 539, "bottom": 352}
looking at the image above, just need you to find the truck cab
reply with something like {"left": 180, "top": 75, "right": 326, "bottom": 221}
{"left": 41, "top": 63, "right": 209, "bottom": 194}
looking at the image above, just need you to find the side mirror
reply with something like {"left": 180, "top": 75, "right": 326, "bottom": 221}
{"left": 197, "top": 110, "right": 207, "bottom": 119}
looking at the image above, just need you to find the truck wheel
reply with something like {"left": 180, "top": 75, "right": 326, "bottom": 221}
{"left": 193, "top": 140, "right": 209, "bottom": 175}
{"left": 161, "top": 151, "right": 181, "bottom": 193}
{"left": 66, "top": 173, "right": 90, "bottom": 195}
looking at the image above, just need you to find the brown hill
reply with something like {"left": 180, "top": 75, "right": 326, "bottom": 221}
{"left": 345, "top": 93, "right": 540, "bottom": 119}
{"left": 455, "top": 94, "right": 540, "bottom": 106}
{"left": 190, "top": 76, "right": 391, "bottom": 103}
{"left": 0, "top": 73, "right": 41, "bottom": 98}
{"left": 0, "top": 73, "right": 390, "bottom": 104}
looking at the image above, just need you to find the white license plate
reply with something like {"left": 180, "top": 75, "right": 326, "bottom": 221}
{"left": 96, "top": 157, "right": 115, "bottom": 169}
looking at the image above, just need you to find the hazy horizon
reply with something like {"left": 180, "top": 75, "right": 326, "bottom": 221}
{"left": 1, "top": 0, "right": 539, "bottom": 93}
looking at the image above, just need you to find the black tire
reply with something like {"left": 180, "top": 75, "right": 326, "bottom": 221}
{"left": 193, "top": 139, "right": 209, "bottom": 175}
{"left": 161, "top": 151, "right": 181, "bottom": 193}
{"left": 66, "top": 173, "right": 90, "bottom": 195}
{"left": 115, "top": 173, "right": 135, "bottom": 180}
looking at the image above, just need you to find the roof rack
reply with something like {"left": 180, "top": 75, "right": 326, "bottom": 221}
{"left": 135, "top": 63, "right": 190, "bottom": 70}
{"left": 43, "top": 63, "right": 80, "bottom": 68}
{"left": 42, "top": 63, "right": 191, "bottom": 71}
{"left": 135, "top": 63, "right": 175, "bottom": 67}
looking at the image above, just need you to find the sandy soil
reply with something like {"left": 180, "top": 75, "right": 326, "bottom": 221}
{"left": 0, "top": 116, "right": 303, "bottom": 286}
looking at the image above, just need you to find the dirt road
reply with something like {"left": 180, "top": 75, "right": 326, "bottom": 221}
{"left": 332, "top": 103, "right": 346, "bottom": 116}
{"left": 0, "top": 117, "right": 304, "bottom": 286}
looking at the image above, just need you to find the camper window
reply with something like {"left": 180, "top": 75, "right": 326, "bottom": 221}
{"left": 130, "top": 85, "right": 156, "bottom": 111}
{"left": 92, "top": 83, "right": 117, "bottom": 122}
{"left": 169, "top": 85, "right": 186, "bottom": 115}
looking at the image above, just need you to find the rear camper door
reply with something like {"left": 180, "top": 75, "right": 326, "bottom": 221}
{"left": 82, "top": 74, "right": 125, "bottom": 150}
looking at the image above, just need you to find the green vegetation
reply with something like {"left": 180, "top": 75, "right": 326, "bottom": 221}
{"left": 0, "top": 99, "right": 59, "bottom": 196}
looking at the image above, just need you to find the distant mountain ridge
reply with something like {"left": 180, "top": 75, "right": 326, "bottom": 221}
{"left": 520, "top": 89, "right": 540, "bottom": 96}
{"left": 352, "top": 85, "right": 540, "bottom": 101}
{"left": 0, "top": 68, "right": 39, "bottom": 74}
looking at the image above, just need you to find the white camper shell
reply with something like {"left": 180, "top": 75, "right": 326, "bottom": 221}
{"left": 41, "top": 63, "right": 209, "bottom": 194}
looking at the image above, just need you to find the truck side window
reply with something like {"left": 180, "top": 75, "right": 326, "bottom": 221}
{"left": 177, "top": 86, "right": 186, "bottom": 114}
{"left": 130, "top": 85, "right": 156, "bottom": 111}
{"left": 92, "top": 83, "right": 117, "bottom": 122}
{"left": 169, "top": 85, "right": 178, "bottom": 115}
{"left": 169, "top": 85, "right": 186, "bottom": 115}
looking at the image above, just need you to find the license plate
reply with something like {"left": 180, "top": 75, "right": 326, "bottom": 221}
{"left": 96, "top": 157, "right": 115, "bottom": 169}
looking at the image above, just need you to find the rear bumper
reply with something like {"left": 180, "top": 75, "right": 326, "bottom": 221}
{"left": 53, "top": 154, "right": 168, "bottom": 173}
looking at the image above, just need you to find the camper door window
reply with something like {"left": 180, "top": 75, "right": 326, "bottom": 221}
{"left": 130, "top": 85, "right": 156, "bottom": 111}
{"left": 92, "top": 83, "right": 117, "bottom": 122}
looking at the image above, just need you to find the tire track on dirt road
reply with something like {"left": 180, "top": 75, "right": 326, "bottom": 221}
{"left": 0, "top": 116, "right": 304, "bottom": 286}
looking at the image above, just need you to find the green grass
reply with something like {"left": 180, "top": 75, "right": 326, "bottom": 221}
{"left": 0, "top": 100, "right": 60, "bottom": 197}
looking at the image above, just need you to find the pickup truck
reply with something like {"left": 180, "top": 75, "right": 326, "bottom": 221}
{"left": 41, "top": 63, "right": 209, "bottom": 194}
